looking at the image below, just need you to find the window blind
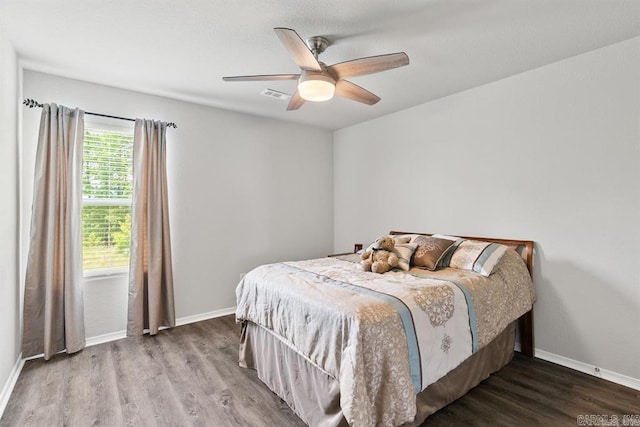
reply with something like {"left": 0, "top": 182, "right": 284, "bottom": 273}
{"left": 82, "top": 128, "right": 134, "bottom": 275}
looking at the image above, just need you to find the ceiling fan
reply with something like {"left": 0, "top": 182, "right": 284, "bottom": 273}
{"left": 223, "top": 27, "right": 410, "bottom": 111}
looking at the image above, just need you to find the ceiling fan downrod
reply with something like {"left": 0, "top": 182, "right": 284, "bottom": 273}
{"left": 306, "top": 36, "right": 330, "bottom": 59}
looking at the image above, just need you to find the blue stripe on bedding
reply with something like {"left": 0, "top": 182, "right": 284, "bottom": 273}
{"left": 450, "top": 280, "right": 479, "bottom": 353}
{"left": 281, "top": 263, "right": 423, "bottom": 393}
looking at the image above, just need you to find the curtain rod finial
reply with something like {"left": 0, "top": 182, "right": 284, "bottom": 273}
{"left": 23, "top": 98, "right": 43, "bottom": 108}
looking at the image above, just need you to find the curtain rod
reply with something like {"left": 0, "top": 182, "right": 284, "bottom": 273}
{"left": 22, "top": 98, "right": 177, "bottom": 129}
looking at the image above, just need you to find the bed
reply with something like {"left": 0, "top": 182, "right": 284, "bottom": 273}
{"left": 236, "top": 232, "right": 535, "bottom": 426}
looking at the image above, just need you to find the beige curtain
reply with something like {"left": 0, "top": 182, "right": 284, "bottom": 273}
{"left": 22, "top": 104, "right": 85, "bottom": 360}
{"left": 127, "top": 119, "right": 175, "bottom": 336}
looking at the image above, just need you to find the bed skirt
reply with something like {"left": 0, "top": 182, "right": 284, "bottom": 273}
{"left": 239, "top": 321, "right": 516, "bottom": 426}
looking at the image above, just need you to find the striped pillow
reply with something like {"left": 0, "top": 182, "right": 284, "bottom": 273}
{"left": 393, "top": 242, "right": 418, "bottom": 272}
{"left": 449, "top": 240, "right": 508, "bottom": 277}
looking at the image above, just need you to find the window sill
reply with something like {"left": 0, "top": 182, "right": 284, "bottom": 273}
{"left": 83, "top": 268, "right": 128, "bottom": 280}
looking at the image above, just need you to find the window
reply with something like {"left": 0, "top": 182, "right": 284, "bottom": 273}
{"left": 82, "top": 125, "right": 134, "bottom": 277}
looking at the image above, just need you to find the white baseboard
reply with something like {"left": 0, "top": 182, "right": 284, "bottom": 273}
{"left": 175, "top": 306, "right": 237, "bottom": 327}
{"left": 534, "top": 349, "right": 640, "bottom": 391}
{"left": 0, "top": 355, "right": 24, "bottom": 418}
{"left": 84, "top": 306, "right": 237, "bottom": 348}
{"left": 85, "top": 330, "right": 128, "bottom": 348}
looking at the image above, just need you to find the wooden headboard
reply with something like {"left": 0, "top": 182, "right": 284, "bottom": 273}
{"left": 389, "top": 231, "right": 535, "bottom": 357}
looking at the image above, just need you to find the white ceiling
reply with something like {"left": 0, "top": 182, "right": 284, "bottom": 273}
{"left": 1, "top": 0, "right": 639, "bottom": 130}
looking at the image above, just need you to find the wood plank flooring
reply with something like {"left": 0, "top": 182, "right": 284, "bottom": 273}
{"left": 1, "top": 315, "right": 638, "bottom": 426}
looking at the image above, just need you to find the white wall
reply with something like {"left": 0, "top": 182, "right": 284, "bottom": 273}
{"left": 22, "top": 71, "right": 334, "bottom": 338}
{"left": 0, "top": 31, "right": 20, "bottom": 410}
{"left": 334, "top": 37, "right": 640, "bottom": 381}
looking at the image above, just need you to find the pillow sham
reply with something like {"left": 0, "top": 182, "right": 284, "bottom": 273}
{"left": 360, "top": 235, "right": 412, "bottom": 254}
{"left": 430, "top": 234, "right": 459, "bottom": 241}
{"left": 431, "top": 234, "right": 465, "bottom": 267}
{"left": 391, "top": 235, "right": 412, "bottom": 244}
{"left": 448, "top": 240, "right": 508, "bottom": 277}
{"left": 410, "top": 236, "right": 456, "bottom": 271}
{"left": 390, "top": 234, "right": 416, "bottom": 243}
{"left": 393, "top": 242, "right": 418, "bottom": 272}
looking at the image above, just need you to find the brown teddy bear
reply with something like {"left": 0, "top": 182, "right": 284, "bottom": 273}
{"left": 361, "top": 236, "right": 399, "bottom": 274}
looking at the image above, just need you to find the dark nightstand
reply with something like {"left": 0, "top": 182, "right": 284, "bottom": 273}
{"left": 328, "top": 243, "right": 363, "bottom": 257}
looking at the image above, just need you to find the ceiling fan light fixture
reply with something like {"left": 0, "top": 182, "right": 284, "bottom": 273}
{"left": 223, "top": 28, "right": 409, "bottom": 110}
{"left": 298, "top": 71, "right": 335, "bottom": 102}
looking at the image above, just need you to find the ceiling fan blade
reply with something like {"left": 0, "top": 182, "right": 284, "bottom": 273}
{"left": 335, "top": 80, "right": 381, "bottom": 105}
{"left": 274, "top": 27, "right": 322, "bottom": 71}
{"left": 222, "top": 74, "right": 300, "bottom": 82}
{"left": 287, "top": 89, "right": 306, "bottom": 111}
{"left": 328, "top": 52, "right": 409, "bottom": 79}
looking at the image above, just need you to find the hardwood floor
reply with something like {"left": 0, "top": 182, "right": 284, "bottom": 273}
{"left": 2, "top": 315, "right": 638, "bottom": 426}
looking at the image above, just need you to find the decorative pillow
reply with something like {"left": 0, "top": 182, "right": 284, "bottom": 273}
{"left": 431, "top": 235, "right": 466, "bottom": 267}
{"left": 410, "top": 236, "right": 456, "bottom": 270}
{"left": 390, "top": 234, "right": 416, "bottom": 243}
{"left": 393, "top": 242, "right": 418, "bottom": 272}
{"left": 360, "top": 235, "right": 411, "bottom": 254}
{"left": 391, "top": 235, "right": 412, "bottom": 244}
{"left": 448, "top": 240, "right": 508, "bottom": 277}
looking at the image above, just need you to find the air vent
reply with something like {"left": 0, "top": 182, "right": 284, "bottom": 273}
{"left": 260, "top": 89, "right": 291, "bottom": 101}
